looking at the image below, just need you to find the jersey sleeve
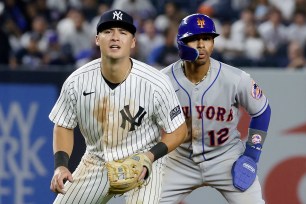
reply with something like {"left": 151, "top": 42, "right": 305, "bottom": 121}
{"left": 49, "top": 78, "right": 78, "bottom": 129}
{"left": 153, "top": 76, "right": 185, "bottom": 133}
{"left": 236, "top": 71, "right": 268, "bottom": 117}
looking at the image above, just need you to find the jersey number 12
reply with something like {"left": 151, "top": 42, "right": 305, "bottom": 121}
{"left": 208, "top": 128, "right": 229, "bottom": 146}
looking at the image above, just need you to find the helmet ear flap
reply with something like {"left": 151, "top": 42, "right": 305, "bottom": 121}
{"left": 177, "top": 39, "right": 199, "bottom": 62}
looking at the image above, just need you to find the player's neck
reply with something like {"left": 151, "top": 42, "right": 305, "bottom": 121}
{"left": 101, "top": 57, "right": 132, "bottom": 83}
{"left": 183, "top": 61, "right": 210, "bottom": 85}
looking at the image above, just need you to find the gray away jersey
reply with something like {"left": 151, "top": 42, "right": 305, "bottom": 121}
{"left": 162, "top": 58, "right": 268, "bottom": 163}
{"left": 49, "top": 58, "right": 185, "bottom": 162}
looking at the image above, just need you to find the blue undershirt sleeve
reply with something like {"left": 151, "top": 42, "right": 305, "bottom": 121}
{"left": 249, "top": 104, "right": 271, "bottom": 132}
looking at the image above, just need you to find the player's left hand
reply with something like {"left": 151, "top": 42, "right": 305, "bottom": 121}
{"left": 231, "top": 155, "right": 257, "bottom": 191}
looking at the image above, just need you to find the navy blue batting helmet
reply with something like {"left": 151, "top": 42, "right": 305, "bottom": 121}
{"left": 177, "top": 14, "right": 219, "bottom": 61}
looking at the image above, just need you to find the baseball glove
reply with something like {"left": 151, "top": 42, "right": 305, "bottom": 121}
{"left": 106, "top": 153, "right": 152, "bottom": 194}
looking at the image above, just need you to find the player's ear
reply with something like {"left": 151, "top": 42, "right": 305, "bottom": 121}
{"left": 95, "top": 34, "right": 100, "bottom": 46}
{"left": 131, "top": 36, "right": 136, "bottom": 49}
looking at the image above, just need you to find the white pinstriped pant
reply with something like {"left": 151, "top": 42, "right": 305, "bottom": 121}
{"left": 53, "top": 153, "right": 165, "bottom": 204}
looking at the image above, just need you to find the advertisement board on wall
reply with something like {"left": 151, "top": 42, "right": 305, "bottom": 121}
{"left": 0, "top": 84, "right": 57, "bottom": 204}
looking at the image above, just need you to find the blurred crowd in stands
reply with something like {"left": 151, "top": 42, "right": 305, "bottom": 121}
{"left": 0, "top": 0, "right": 306, "bottom": 71}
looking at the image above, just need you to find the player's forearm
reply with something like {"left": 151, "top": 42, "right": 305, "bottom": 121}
{"left": 53, "top": 124, "right": 74, "bottom": 156}
{"left": 53, "top": 125, "right": 74, "bottom": 169}
{"left": 247, "top": 104, "right": 271, "bottom": 148}
{"left": 147, "top": 122, "right": 187, "bottom": 162}
{"left": 161, "top": 122, "right": 187, "bottom": 152}
{"left": 243, "top": 104, "right": 271, "bottom": 162}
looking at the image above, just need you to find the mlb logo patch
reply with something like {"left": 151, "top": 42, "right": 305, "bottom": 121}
{"left": 252, "top": 134, "right": 262, "bottom": 144}
{"left": 251, "top": 80, "right": 262, "bottom": 99}
{"left": 170, "top": 105, "right": 181, "bottom": 120}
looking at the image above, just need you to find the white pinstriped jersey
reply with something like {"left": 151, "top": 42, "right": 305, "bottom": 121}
{"left": 162, "top": 58, "right": 268, "bottom": 163}
{"left": 49, "top": 58, "right": 185, "bottom": 162}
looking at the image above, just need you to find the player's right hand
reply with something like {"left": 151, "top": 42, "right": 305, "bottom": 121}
{"left": 231, "top": 155, "right": 257, "bottom": 191}
{"left": 50, "top": 166, "right": 73, "bottom": 194}
{"left": 231, "top": 143, "right": 261, "bottom": 191}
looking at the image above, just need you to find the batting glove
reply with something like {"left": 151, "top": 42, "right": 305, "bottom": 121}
{"left": 231, "top": 143, "right": 261, "bottom": 191}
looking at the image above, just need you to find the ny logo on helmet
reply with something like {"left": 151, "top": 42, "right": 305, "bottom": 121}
{"left": 113, "top": 11, "right": 123, "bottom": 20}
{"left": 197, "top": 18, "right": 205, "bottom": 28}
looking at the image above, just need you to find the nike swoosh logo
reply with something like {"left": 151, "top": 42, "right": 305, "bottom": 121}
{"left": 175, "top": 89, "right": 180, "bottom": 92}
{"left": 83, "top": 91, "right": 95, "bottom": 96}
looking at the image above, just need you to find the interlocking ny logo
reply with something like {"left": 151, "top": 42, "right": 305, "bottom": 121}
{"left": 120, "top": 105, "right": 147, "bottom": 131}
{"left": 113, "top": 11, "right": 123, "bottom": 20}
{"left": 197, "top": 18, "right": 205, "bottom": 28}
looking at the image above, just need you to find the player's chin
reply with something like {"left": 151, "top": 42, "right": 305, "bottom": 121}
{"left": 108, "top": 49, "right": 121, "bottom": 55}
{"left": 195, "top": 57, "right": 207, "bottom": 65}
{"left": 107, "top": 52, "right": 123, "bottom": 59}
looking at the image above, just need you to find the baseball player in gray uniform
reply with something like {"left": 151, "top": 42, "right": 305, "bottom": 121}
{"left": 160, "top": 14, "right": 271, "bottom": 204}
{"left": 49, "top": 9, "right": 187, "bottom": 204}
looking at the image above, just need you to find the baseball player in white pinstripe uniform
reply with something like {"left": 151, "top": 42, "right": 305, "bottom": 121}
{"left": 160, "top": 14, "right": 271, "bottom": 204}
{"left": 49, "top": 9, "right": 187, "bottom": 204}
